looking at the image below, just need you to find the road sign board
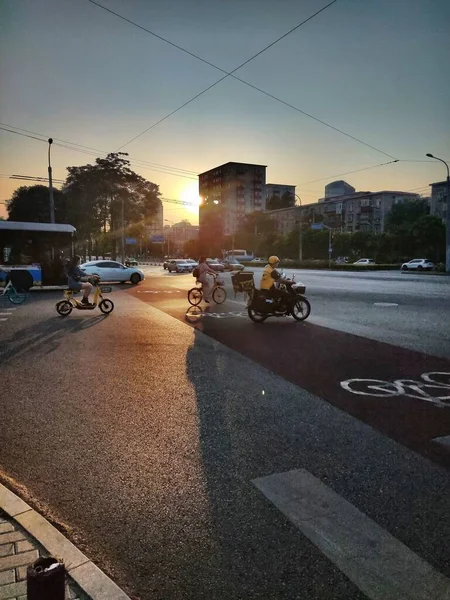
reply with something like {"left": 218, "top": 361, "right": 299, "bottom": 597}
{"left": 125, "top": 237, "right": 137, "bottom": 245}
{"left": 151, "top": 235, "right": 164, "bottom": 243}
{"left": 311, "top": 223, "right": 324, "bottom": 230}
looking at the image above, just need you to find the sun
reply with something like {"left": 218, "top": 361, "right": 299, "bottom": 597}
{"left": 180, "top": 182, "right": 201, "bottom": 207}
{"left": 180, "top": 182, "right": 201, "bottom": 217}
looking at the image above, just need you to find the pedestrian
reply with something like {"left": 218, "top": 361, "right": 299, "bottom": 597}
{"left": 197, "top": 256, "right": 216, "bottom": 303}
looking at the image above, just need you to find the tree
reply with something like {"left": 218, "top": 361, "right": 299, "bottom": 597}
{"left": 385, "top": 199, "right": 428, "bottom": 235}
{"left": 7, "top": 185, "right": 70, "bottom": 223}
{"left": 184, "top": 238, "right": 201, "bottom": 258}
{"left": 266, "top": 191, "right": 295, "bottom": 211}
{"left": 411, "top": 215, "right": 445, "bottom": 261}
{"left": 64, "top": 153, "right": 162, "bottom": 258}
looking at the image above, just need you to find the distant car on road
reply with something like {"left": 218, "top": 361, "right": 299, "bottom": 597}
{"left": 401, "top": 258, "right": 435, "bottom": 271}
{"left": 81, "top": 260, "right": 144, "bottom": 284}
{"left": 125, "top": 257, "right": 138, "bottom": 267}
{"left": 353, "top": 258, "right": 375, "bottom": 266}
{"left": 250, "top": 257, "right": 265, "bottom": 264}
{"left": 206, "top": 259, "right": 225, "bottom": 272}
{"left": 163, "top": 258, "right": 176, "bottom": 270}
{"left": 185, "top": 259, "right": 199, "bottom": 268}
{"left": 223, "top": 259, "right": 245, "bottom": 271}
{"left": 167, "top": 259, "right": 193, "bottom": 273}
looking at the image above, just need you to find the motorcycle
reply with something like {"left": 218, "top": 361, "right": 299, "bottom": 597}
{"left": 247, "top": 273, "right": 311, "bottom": 323}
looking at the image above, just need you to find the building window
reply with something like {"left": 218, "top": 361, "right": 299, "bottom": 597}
{"left": 360, "top": 199, "right": 371, "bottom": 207}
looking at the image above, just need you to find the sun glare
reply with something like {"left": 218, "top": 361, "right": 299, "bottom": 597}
{"left": 180, "top": 182, "right": 201, "bottom": 217}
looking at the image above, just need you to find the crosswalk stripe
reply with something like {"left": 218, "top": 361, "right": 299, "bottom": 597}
{"left": 253, "top": 469, "right": 450, "bottom": 600}
{"left": 0, "top": 318, "right": 8, "bottom": 321}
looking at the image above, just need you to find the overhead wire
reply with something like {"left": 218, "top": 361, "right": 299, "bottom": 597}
{"left": 87, "top": 0, "right": 398, "bottom": 161}
{"left": 108, "top": 1, "right": 347, "bottom": 150}
{"left": 0, "top": 125, "right": 198, "bottom": 180}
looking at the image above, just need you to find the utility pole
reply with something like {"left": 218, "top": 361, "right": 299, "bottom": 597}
{"left": 295, "top": 194, "right": 303, "bottom": 261}
{"left": 121, "top": 195, "right": 125, "bottom": 262}
{"left": 48, "top": 138, "right": 55, "bottom": 223}
{"left": 426, "top": 153, "right": 450, "bottom": 273}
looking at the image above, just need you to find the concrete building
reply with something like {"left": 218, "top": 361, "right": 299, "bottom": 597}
{"left": 429, "top": 180, "right": 448, "bottom": 221}
{"left": 324, "top": 180, "right": 355, "bottom": 199}
{"left": 266, "top": 190, "right": 421, "bottom": 235}
{"left": 265, "top": 184, "right": 296, "bottom": 203}
{"left": 165, "top": 220, "right": 199, "bottom": 254}
{"left": 199, "top": 162, "right": 266, "bottom": 237}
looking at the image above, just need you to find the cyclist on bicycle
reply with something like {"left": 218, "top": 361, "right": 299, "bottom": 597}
{"left": 67, "top": 255, "right": 94, "bottom": 305}
{"left": 197, "top": 256, "right": 217, "bottom": 303}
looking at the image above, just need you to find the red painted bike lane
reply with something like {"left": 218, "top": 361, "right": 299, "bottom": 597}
{"left": 128, "top": 282, "right": 450, "bottom": 467}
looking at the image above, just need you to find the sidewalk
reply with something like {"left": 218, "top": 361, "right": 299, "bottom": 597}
{"left": 0, "top": 485, "right": 131, "bottom": 600}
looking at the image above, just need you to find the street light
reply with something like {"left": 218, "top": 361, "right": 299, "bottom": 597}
{"left": 294, "top": 194, "right": 303, "bottom": 261}
{"left": 426, "top": 153, "right": 450, "bottom": 273}
{"left": 48, "top": 138, "right": 55, "bottom": 223}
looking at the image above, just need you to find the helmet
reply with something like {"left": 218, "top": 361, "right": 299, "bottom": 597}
{"left": 268, "top": 255, "right": 280, "bottom": 265}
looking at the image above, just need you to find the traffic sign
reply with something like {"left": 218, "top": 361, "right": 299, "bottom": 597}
{"left": 125, "top": 237, "right": 137, "bottom": 245}
{"left": 311, "top": 223, "right": 324, "bottom": 230}
{"left": 151, "top": 235, "right": 164, "bottom": 243}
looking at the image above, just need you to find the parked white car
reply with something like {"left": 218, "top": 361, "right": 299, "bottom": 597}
{"left": 81, "top": 260, "right": 144, "bottom": 284}
{"left": 401, "top": 258, "right": 435, "bottom": 271}
{"left": 353, "top": 258, "right": 375, "bottom": 265}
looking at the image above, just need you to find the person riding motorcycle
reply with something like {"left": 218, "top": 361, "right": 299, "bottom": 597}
{"left": 259, "top": 256, "right": 291, "bottom": 302}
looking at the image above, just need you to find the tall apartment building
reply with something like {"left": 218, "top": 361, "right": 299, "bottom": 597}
{"left": 199, "top": 162, "right": 267, "bottom": 237}
{"left": 267, "top": 190, "right": 421, "bottom": 235}
{"left": 265, "top": 184, "right": 296, "bottom": 202}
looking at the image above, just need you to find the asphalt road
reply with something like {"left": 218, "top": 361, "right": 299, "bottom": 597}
{"left": 0, "top": 269, "right": 449, "bottom": 600}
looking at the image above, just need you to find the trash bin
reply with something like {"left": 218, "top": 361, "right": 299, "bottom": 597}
{"left": 27, "top": 556, "right": 65, "bottom": 600}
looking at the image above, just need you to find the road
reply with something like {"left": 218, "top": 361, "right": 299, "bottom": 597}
{"left": 1, "top": 267, "right": 449, "bottom": 600}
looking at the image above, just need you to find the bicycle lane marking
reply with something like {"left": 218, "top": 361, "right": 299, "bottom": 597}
{"left": 126, "top": 276, "right": 450, "bottom": 464}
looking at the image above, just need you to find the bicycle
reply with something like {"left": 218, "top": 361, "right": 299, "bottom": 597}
{"left": 0, "top": 277, "right": 28, "bottom": 305}
{"left": 188, "top": 275, "right": 227, "bottom": 306}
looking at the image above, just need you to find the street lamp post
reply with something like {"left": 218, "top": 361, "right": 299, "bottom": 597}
{"left": 294, "top": 194, "right": 303, "bottom": 261}
{"left": 426, "top": 153, "right": 450, "bottom": 273}
{"left": 48, "top": 138, "right": 55, "bottom": 223}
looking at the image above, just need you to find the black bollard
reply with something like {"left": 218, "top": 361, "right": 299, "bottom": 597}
{"left": 27, "top": 556, "right": 65, "bottom": 600}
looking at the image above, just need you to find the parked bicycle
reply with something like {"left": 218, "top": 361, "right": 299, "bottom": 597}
{"left": 188, "top": 275, "right": 226, "bottom": 306}
{"left": 0, "top": 270, "right": 28, "bottom": 304}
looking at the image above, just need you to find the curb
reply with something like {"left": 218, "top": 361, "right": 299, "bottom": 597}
{"left": 0, "top": 484, "right": 131, "bottom": 600}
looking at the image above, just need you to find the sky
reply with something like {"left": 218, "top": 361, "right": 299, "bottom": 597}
{"left": 1, "top": 0, "right": 449, "bottom": 224}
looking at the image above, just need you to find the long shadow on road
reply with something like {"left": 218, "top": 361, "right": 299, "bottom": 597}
{"left": 0, "top": 314, "right": 107, "bottom": 364}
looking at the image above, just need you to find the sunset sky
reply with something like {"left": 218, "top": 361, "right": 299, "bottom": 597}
{"left": 1, "top": 0, "right": 449, "bottom": 224}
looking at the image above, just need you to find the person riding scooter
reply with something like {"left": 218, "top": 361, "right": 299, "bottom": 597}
{"left": 259, "top": 256, "right": 291, "bottom": 303}
{"left": 67, "top": 255, "right": 95, "bottom": 305}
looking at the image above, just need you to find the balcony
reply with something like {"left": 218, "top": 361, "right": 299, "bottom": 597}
{"left": 360, "top": 205, "right": 373, "bottom": 213}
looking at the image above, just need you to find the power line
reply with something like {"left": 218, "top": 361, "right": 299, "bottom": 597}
{"left": 0, "top": 124, "right": 198, "bottom": 180}
{"left": 88, "top": 0, "right": 397, "bottom": 160}
{"left": 298, "top": 160, "right": 399, "bottom": 186}
{"left": 112, "top": 0, "right": 340, "bottom": 150}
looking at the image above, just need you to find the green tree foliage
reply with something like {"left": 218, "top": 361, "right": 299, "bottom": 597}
{"left": 385, "top": 199, "right": 428, "bottom": 234}
{"left": 7, "top": 185, "right": 70, "bottom": 223}
{"left": 64, "top": 152, "right": 162, "bottom": 257}
{"left": 266, "top": 191, "right": 295, "bottom": 211}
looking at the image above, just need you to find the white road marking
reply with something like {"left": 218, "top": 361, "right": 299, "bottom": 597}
{"left": 431, "top": 435, "right": 450, "bottom": 448}
{"left": 253, "top": 469, "right": 450, "bottom": 600}
{"left": 373, "top": 302, "right": 399, "bottom": 307}
{"left": 0, "top": 312, "right": 14, "bottom": 316}
{"left": 0, "top": 318, "right": 8, "bottom": 321}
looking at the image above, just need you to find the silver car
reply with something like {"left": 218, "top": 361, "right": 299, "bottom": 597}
{"left": 167, "top": 259, "right": 193, "bottom": 273}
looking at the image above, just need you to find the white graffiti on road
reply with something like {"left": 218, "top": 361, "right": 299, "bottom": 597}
{"left": 340, "top": 372, "right": 450, "bottom": 408}
{"left": 185, "top": 307, "right": 247, "bottom": 323}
